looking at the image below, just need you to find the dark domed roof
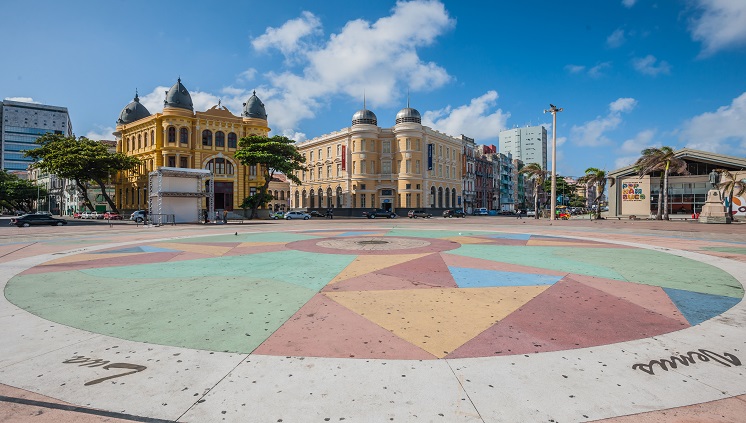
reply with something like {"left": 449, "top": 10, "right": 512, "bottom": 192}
{"left": 117, "top": 92, "right": 151, "bottom": 125}
{"left": 395, "top": 107, "right": 421, "bottom": 124}
{"left": 163, "top": 78, "right": 193, "bottom": 111}
{"left": 242, "top": 91, "right": 267, "bottom": 120}
{"left": 352, "top": 108, "right": 377, "bottom": 126}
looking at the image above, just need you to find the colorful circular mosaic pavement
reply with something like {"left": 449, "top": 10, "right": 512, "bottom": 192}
{"left": 5, "top": 229, "right": 743, "bottom": 360}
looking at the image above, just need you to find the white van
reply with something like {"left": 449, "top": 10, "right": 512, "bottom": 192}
{"left": 474, "top": 208, "right": 488, "bottom": 215}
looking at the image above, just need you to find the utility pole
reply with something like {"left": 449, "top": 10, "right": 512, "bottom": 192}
{"left": 544, "top": 104, "right": 563, "bottom": 221}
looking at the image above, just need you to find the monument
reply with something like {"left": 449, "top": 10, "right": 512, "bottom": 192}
{"left": 699, "top": 170, "right": 731, "bottom": 223}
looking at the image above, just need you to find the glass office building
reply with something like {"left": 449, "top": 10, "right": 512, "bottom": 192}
{"left": 1, "top": 100, "right": 73, "bottom": 172}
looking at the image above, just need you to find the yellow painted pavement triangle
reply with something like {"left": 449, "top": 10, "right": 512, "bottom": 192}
{"left": 42, "top": 252, "right": 145, "bottom": 265}
{"left": 442, "top": 236, "right": 494, "bottom": 244}
{"left": 151, "top": 242, "right": 233, "bottom": 256}
{"left": 329, "top": 253, "right": 431, "bottom": 284}
{"left": 325, "top": 286, "right": 549, "bottom": 358}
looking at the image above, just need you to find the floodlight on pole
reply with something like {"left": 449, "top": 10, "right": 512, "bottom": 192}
{"left": 544, "top": 104, "right": 563, "bottom": 221}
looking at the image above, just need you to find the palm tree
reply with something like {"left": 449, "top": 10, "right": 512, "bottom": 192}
{"left": 519, "top": 163, "right": 546, "bottom": 219}
{"left": 715, "top": 169, "right": 746, "bottom": 222}
{"left": 577, "top": 167, "right": 615, "bottom": 219}
{"left": 633, "top": 147, "right": 688, "bottom": 220}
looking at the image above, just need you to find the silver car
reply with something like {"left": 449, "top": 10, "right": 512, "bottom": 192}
{"left": 284, "top": 211, "right": 311, "bottom": 220}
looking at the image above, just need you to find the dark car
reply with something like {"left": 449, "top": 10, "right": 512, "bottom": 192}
{"left": 363, "top": 209, "right": 397, "bottom": 219}
{"left": 10, "top": 214, "right": 67, "bottom": 227}
{"left": 443, "top": 208, "right": 466, "bottom": 218}
{"left": 407, "top": 210, "right": 431, "bottom": 218}
{"left": 308, "top": 210, "right": 324, "bottom": 217}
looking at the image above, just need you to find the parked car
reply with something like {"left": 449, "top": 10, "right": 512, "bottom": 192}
{"left": 72, "top": 212, "right": 82, "bottom": 219}
{"left": 284, "top": 211, "right": 311, "bottom": 220}
{"left": 363, "top": 209, "right": 397, "bottom": 219}
{"left": 443, "top": 208, "right": 466, "bottom": 218}
{"left": 269, "top": 211, "right": 285, "bottom": 220}
{"left": 473, "top": 208, "right": 489, "bottom": 216}
{"left": 103, "top": 212, "right": 123, "bottom": 220}
{"left": 407, "top": 210, "right": 431, "bottom": 218}
{"left": 11, "top": 214, "right": 67, "bottom": 227}
{"left": 307, "top": 210, "right": 324, "bottom": 217}
{"left": 130, "top": 210, "right": 148, "bottom": 223}
{"left": 526, "top": 210, "right": 536, "bottom": 217}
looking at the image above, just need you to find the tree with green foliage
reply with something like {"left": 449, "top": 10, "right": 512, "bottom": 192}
{"left": 519, "top": 163, "right": 546, "bottom": 219}
{"left": 0, "top": 170, "right": 46, "bottom": 213}
{"left": 234, "top": 134, "right": 305, "bottom": 219}
{"left": 577, "top": 167, "right": 615, "bottom": 219}
{"left": 240, "top": 192, "right": 275, "bottom": 215}
{"left": 24, "top": 134, "right": 140, "bottom": 213}
{"left": 633, "top": 146, "right": 688, "bottom": 220}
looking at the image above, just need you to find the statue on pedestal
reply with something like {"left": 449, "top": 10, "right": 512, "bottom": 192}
{"left": 709, "top": 169, "right": 720, "bottom": 189}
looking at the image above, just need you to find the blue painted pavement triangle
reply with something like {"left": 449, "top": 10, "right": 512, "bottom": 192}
{"left": 663, "top": 287, "right": 742, "bottom": 326}
{"left": 483, "top": 233, "right": 531, "bottom": 240}
{"left": 96, "top": 246, "right": 181, "bottom": 254}
{"left": 449, "top": 266, "right": 563, "bottom": 288}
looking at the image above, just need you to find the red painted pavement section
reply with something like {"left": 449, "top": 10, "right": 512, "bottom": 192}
{"left": 18, "top": 252, "right": 181, "bottom": 275}
{"left": 253, "top": 293, "right": 435, "bottom": 360}
{"left": 447, "top": 277, "right": 689, "bottom": 357}
{"left": 322, "top": 272, "right": 442, "bottom": 292}
{"left": 441, "top": 253, "right": 568, "bottom": 276}
{"left": 166, "top": 251, "right": 216, "bottom": 262}
{"left": 475, "top": 238, "right": 529, "bottom": 246}
{"left": 571, "top": 274, "right": 690, "bottom": 325}
{"left": 374, "top": 253, "right": 458, "bottom": 288}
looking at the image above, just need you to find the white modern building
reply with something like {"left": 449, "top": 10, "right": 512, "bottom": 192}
{"left": 499, "top": 125, "right": 547, "bottom": 171}
{"left": 0, "top": 100, "right": 73, "bottom": 172}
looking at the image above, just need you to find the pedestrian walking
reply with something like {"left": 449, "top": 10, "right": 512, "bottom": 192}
{"left": 222, "top": 209, "right": 228, "bottom": 224}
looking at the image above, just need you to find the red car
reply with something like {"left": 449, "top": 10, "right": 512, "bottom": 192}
{"left": 103, "top": 212, "right": 123, "bottom": 220}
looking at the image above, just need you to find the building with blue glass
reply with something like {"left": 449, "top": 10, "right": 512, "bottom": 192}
{"left": 0, "top": 99, "right": 73, "bottom": 174}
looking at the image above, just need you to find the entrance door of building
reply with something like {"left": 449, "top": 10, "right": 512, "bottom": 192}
{"left": 209, "top": 181, "right": 234, "bottom": 211}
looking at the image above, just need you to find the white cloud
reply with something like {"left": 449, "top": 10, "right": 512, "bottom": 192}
{"left": 255, "top": 0, "right": 455, "bottom": 133}
{"left": 622, "top": 0, "right": 637, "bottom": 7}
{"left": 607, "top": 28, "right": 626, "bottom": 48}
{"left": 422, "top": 90, "right": 509, "bottom": 140}
{"left": 614, "top": 129, "right": 658, "bottom": 168}
{"left": 85, "top": 125, "right": 116, "bottom": 141}
{"left": 570, "top": 97, "right": 637, "bottom": 146}
{"left": 689, "top": 0, "right": 746, "bottom": 57}
{"left": 281, "top": 129, "right": 307, "bottom": 143}
{"left": 238, "top": 68, "right": 257, "bottom": 82}
{"left": 252, "top": 11, "right": 322, "bottom": 59}
{"left": 565, "top": 64, "right": 585, "bottom": 74}
{"left": 679, "top": 91, "right": 746, "bottom": 153}
{"left": 4, "top": 97, "right": 38, "bottom": 103}
{"left": 565, "top": 62, "right": 611, "bottom": 78}
{"left": 632, "top": 55, "right": 671, "bottom": 76}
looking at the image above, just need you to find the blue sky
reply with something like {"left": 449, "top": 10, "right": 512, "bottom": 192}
{"left": 2, "top": 0, "right": 745, "bottom": 176}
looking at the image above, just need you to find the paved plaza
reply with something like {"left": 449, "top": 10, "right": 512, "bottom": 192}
{"left": 1, "top": 218, "right": 745, "bottom": 422}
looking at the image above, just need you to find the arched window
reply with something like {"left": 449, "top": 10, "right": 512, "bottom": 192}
{"left": 309, "top": 190, "right": 315, "bottom": 208}
{"left": 280, "top": 190, "right": 285, "bottom": 200}
{"left": 167, "top": 126, "right": 176, "bottom": 143}
{"left": 127, "top": 137, "right": 132, "bottom": 151}
{"left": 274, "top": 190, "right": 279, "bottom": 201}
{"left": 318, "top": 188, "right": 323, "bottom": 207}
{"left": 301, "top": 190, "right": 307, "bottom": 208}
{"left": 430, "top": 186, "right": 436, "bottom": 207}
{"left": 445, "top": 188, "right": 450, "bottom": 208}
{"left": 144, "top": 132, "right": 148, "bottom": 147}
{"left": 327, "top": 187, "right": 333, "bottom": 208}
{"left": 215, "top": 131, "right": 225, "bottom": 147}
{"left": 137, "top": 134, "right": 142, "bottom": 149}
{"left": 228, "top": 132, "right": 237, "bottom": 148}
{"left": 336, "top": 187, "right": 343, "bottom": 207}
{"left": 295, "top": 190, "right": 300, "bottom": 208}
{"left": 205, "top": 157, "right": 234, "bottom": 175}
{"left": 202, "top": 130, "right": 212, "bottom": 146}
{"left": 180, "top": 128, "right": 188, "bottom": 145}
{"left": 151, "top": 130, "right": 155, "bottom": 145}
{"left": 438, "top": 187, "right": 444, "bottom": 208}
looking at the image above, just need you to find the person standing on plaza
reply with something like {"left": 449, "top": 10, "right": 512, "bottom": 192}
{"left": 222, "top": 209, "right": 228, "bottom": 224}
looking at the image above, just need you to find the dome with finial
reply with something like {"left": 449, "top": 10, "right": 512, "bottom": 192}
{"left": 117, "top": 90, "right": 151, "bottom": 125}
{"left": 351, "top": 94, "right": 377, "bottom": 126}
{"left": 163, "top": 78, "right": 193, "bottom": 111}
{"left": 242, "top": 90, "right": 267, "bottom": 120}
{"left": 395, "top": 92, "right": 421, "bottom": 124}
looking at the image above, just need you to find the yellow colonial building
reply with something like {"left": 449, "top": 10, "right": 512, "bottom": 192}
{"left": 291, "top": 103, "right": 463, "bottom": 215}
{"left": 114, "top": 79, "right": 269, "bottom": 214}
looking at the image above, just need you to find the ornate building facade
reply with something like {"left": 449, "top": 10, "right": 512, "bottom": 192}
{"left": 290, "top": 103, "right": 463, "bottom": 215}
{"left": 114, "top": 79, "right": 269, "bottom": 214}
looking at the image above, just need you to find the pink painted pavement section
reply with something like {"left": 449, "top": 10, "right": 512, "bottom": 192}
{"left": 590, "top": 394, "right": 746, "bottom": 422}
{"left": 375, "top": 253, "right": 458, "bottom": 288}
{"left": 571, "top": 274, "right": 690, "bottom": 325}
{"left": 447, "top": 277, "right": 689, "bottom": 357}
{"left": 322, "top": 272, "right": 446, "bottom": 292}
{"left": 166, "top": 251, "right": 217, "bottom": 262}
{"left": 253, "top": 293, "right": 435, "bottom": 360}
{"left": 441, "top": 253, "right": 568, "bottom": 276}
{"left": 18, "top": 252, "right": 182, "bottom": 275}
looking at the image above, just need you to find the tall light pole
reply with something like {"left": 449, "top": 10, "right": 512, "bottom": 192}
{"left": 544, "top": 104, "right": 563, "bottom": 221}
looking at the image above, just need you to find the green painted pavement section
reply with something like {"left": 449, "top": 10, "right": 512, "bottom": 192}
{"left": 176, "top": 232, "right": 320, "bottom": 243}
{"left": 701, "top": 246, "right": 746, "bottom": 255}
{"left": 79, "top": 250, "right": 357, "bottom": 292}
{"left": 447, "top": 245, "right": 743, "bottom": 298}
{"left": 6, "top": 274, "right": 317, "bottom": 353}
{"left": 385, "top": 229, "right": 495, "bottom": 239}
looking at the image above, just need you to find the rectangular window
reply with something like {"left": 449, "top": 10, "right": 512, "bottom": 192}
{"left": 406, "top": 160, "right": 411, "bottom": 173}
{"left": 337, "top": 144, "right": 341, "bottom": 156}
{"left": 383, "top": 141, "right": 390, "bottom": 153}
{"left": 382, "top": 161, "right": 391, "bottom": 174}
{"left": 371, "top": 194, "right": 375, "bottom": 207}
{"left": 361, "top": 139, "right": 366, "bottom": 152}
{"left": 438, "top": 164, "right": 443, "bottom": 177}
{"left": 406, "top": 193, "right": 411, "bottom": 207}
{"left": 360, "top": 184, "right": 366, "bottom": 190}
{"left": 353, "top": 161, "right": 357, "bottom": 174}
{"left": 327, "top": 165, "right": 331, "bottom": 178}
{"left": 310, "top": 151, "right": 314, "bottom": 162}
{"left": 361, "top": 161, "right": 366, "bottom": 174}
{"left": 327, "top": 146, "right": 331, "bottom": 158}
{"left": 406, "top": 183, "right": 411, "bottom": 189}
{"left": 250, "top": 165, "right": 257, "bottom": 177}
{"left": 416, "top": 160, "right": 421, "bottom": 173}
{"left": 318, "top": 167, "right": 322, "bottom": 179}
{"left": 406, "top": 138, "right": 411, "bottom": 150}
{"left": 318, "top": 149, "right": 322, "bottom": 160}
{"left": 370, "top": 161, "right": 375, "bottom": 174}
{"left": 180, "top": 157, "right": 188, "bottom": 168}
{"left": 336, "top": 164, "right": 341, "bottom": 176}
{"left": 361, "top": 194, "right": 366, "bottom": 208}
{"left": 168, "top": 156, "right": 176, "bottom": 167}
{"left": 446, "top": 166, "right": 450, "bottom": 178}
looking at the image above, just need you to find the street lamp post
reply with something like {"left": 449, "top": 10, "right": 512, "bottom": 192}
{"left": 544, "top": 104, "right": 563, "bottom": 221}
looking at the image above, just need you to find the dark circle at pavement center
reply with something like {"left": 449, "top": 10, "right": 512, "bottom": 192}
{"left": 287, "top": 236, "right": 462, "bottom": 255}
